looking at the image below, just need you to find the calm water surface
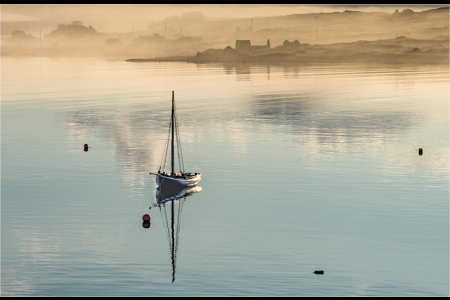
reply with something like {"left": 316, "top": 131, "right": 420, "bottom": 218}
{"left": 2, "top": 57, "right": 449, "bottom": 296}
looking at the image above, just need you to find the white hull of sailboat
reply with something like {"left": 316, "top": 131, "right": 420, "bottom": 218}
{"left": 156, "top": 174, "right": 201, "bottom": 187}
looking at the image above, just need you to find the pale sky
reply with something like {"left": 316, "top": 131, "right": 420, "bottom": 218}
{"left": 1, "top": 4, "right": 445, "bottom": 35}
{"left": 1, "top": 4, "right": 444, "bottom": 22}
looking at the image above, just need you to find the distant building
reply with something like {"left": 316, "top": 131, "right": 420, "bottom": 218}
{"left": 235, "top": 40, "right": 251, "bottom": 51}
{"left": 282, "top": 40, "right": 300, "bottom": 48}
{"left": 224, "top": 45, "right": 234, "bottom": 52}
{"left": 235, "top": 39, "right": 270, "bottom": 52}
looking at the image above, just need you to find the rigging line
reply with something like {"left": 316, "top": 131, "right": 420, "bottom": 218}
{"left": 174, "top": 109, "right": 185, "bottom": 173}
{"left": 150, "top": 193, "right": 157, "bottom": 207}
{"left": 160, "top": 133, "right": 168, "bottom": 173}
{"left": 173, "top": 203, "right": 180, "bottom": 260}
{"left": 159, "top": 198, "right": 177, "bottom": 283}
{"left": 171, "top": 199, "right": 176, "bottom": 283}
{"left": 160, "top": 117, "right": 172, "bottom": 172}
{"left": 170, "top": 198, "right": 184, "bottom": 280}
{"left": 174, "top": 197, "right": 185, "bottom": 257}
{"left": 173, "top": 100, "right": 181, "bottom": 172}
{"left": 159, "top": 202, "right": 172, "bottom": 254}
{"left": 174, "top": 99, "right": 185, "bottom": 173}
{"left": 175, "top": 117, "right": 183, "bottom": 173}
{"left": 178, "top": 124, "right": 185, "bottom": 172}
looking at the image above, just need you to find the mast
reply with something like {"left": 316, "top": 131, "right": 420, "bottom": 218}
{"left": 171, "top": 91, "right": 175, "bottom": 176}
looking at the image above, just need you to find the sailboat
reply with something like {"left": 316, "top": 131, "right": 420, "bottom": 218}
{"left": 150, "top": 91, "right": 201, "bottom": 187}
{"left": 155, "top": 182, "right": 202, "bottom": 283}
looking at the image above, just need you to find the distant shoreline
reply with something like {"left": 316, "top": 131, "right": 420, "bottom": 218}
{"left": 125, "top": 53, "right": 449, "bottom": 66}
{"left": 125, "top": 36, "right": 449, "bottom": 66}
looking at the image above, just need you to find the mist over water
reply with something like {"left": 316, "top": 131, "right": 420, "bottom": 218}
{"left": 1, "top": 4, "right": 448, "bottom": 62}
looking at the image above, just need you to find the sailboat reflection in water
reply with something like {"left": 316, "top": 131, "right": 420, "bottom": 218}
{"left": 155, "top": 181, "right": 202, "bottom": 283}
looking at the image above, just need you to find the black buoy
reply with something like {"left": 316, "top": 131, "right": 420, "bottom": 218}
{"left": 314, "top": 270, "right": 324, "bottom": 274}
{"left": 418, "top": 148, "right": 423, "bottom": 156}
{"left": 84, "top": 144, "right": 88, "bottom": 151}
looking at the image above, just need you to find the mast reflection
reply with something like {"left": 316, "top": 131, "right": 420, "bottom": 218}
{"left": 154, "top": 181, "right": 202, "bottom": 283}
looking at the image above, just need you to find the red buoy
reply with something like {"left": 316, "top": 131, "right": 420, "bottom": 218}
{"left": 84, "top": 144, "right": 88, "bottom": 151}
{"left": 142, "top": 214, "right": 151, "bottom": 222}
{"left": 142, "top": 222, "right": 151, "bottom": 228}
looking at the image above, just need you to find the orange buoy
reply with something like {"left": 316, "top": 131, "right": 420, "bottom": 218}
{"left": 84, "top": 144, "right": 88, "bottom": 151}
{"left": 142, "top": 214, "right": 151, "bottom": 222}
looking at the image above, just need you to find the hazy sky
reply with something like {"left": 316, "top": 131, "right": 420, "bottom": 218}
{"left": 2, "top": 4, "right": 444, "bottom": 22}
{"left": 1, "top": 4, "right": 446, "bottom": 35}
